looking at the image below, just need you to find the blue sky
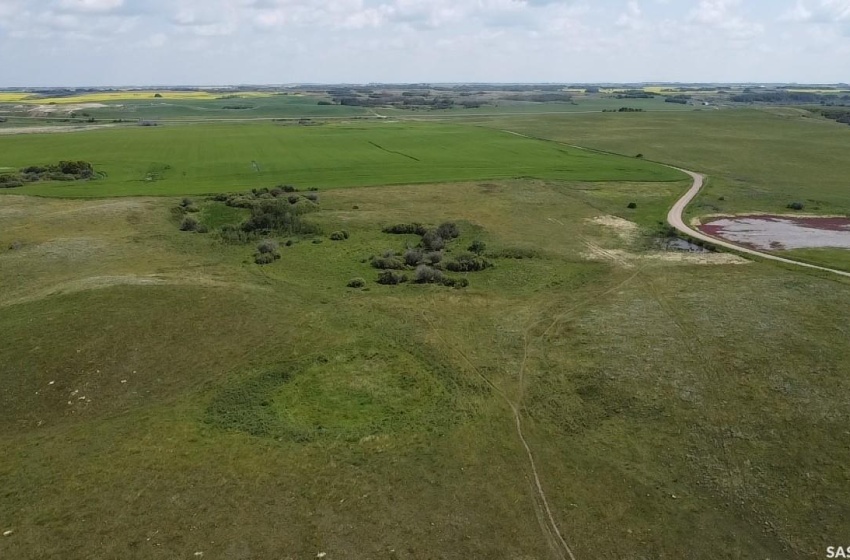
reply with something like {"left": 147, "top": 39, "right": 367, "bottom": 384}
{"left": 0, "top": 0, "right": 848, "bottom": 86}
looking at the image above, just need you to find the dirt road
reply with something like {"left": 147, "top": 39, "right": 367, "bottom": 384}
{"left": 667, "top": 168, "right": 850, "bottom": 279}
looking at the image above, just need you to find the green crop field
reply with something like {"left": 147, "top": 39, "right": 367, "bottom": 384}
{"left": 0, "top": 121, "right": 683, "bottom": 197}
{"left": 2, "top": 102, "right": 850, "bottom": 560}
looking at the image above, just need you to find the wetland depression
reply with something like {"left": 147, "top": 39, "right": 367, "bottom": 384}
{"left": 699, "top": 215, "right": 850, "bottom": 251}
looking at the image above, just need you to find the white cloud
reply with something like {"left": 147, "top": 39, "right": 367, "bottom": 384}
{"left": 783, "top": 0, "right": 850, "bottom": 22}
{"left": 0, "top": 0, "right": 848, "bottom": 85}
{"left": 688, "top": 0, "right": 763, "bottom": 39}
{"left": 57, "top": 0, "right": 124, "bottom": 13}
{"left": 616, "top": 0, "right": 644, "bottom": 30}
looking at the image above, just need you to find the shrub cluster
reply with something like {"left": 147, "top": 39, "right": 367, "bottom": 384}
{"left": 242, "top": 199, "right": 321, "bottom": 237}
{"left": 445, "top": 253, "right": 492, "bottom": 273}
{"left": 214, "top": 185, "right": 318, "bottom": 212}
{"left": 382, "top": 223, "right": 429, "bottom": 235}
{"left": 787, "top": 202, "right": 805, "bottom": 211}
{"left": 371, "top": 251, "right": 405, "bottom": 270}
{"left": 330, "top": 230, "right": 350, "bottom": 241}
{"left": 377, "top": 270, "right": 408, "bottom": 285}
{"left": 366, "top": 221, "right": 479, "bottom": 288}
{"left": 412, "top": 266, "right": 468, "bottom": 288}
{"left": 0, "top": 161, "right": 97, "bottom": 188}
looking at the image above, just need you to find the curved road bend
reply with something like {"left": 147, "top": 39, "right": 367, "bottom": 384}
{"left": 667, "top": 167, "right": 850, "bottom": 279}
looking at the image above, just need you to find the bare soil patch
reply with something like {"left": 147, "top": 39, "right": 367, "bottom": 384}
{"left": 582, "top": 244, "right": 748, "bottom": 267}
{"left": 700, "top": 215, "right": 850, "bottom": 251}
{"left": 587, "top": 215, "right": 640, "bottom": 242}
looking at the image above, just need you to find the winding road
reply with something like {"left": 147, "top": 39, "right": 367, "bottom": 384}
{"left": 667, "top": 167, "right": 850, "bottom": 279}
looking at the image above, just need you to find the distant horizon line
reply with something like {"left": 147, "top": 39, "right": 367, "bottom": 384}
{"left": 1, "top": 81, "right": 849, "bottom": 90}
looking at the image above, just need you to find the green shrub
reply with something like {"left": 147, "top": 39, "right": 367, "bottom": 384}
{"left": 257, "top": 239, "right": 280, "bottom": 254}
{"left": 441, "top": 277, "right": 469, "bottom": 289}
{"left": 436, "top": 222, "right": 460, "bottom": 239}
{"left": 469, "top": 240, "right": 486, "bottom": 255}
{"left": 423, "top": 251, "right": 443, "bottom": 265}
{"left": 382, "top": 223, "right": 429, "bottom": 235}
{"left": 413, "top": 265, "right": 445, "bottom": 284}
{"left": 254, "top": 239, "right": 281, "bottom": 264}
{"left": 371, "top": 254, "right": 405, "bottom": 269}
{"left": 404, "top": 248, "right": 424, "bottom": 266}
{"left": 178, "top": 197, "right": 200, "bottom": 213}
{"left": 787, "top": 201, "right": 805, "bottom": 210}
{"left": 304, "top": 192, "right": 319, "bottom": 203}
{"left": 446, "top": 252, "right": 492, "bottom": 272}
{"left": 180, "top": 216, "right": 200, "bottom": 232}
{"left": 421, "top": 230, "right": 445, "bottom": 251}
{"left": 330, "top": 230, "right": 349, "bottom": 241}
{"left": 377, "top": 270, "right": 408, "bottom": 285}
{"left": 627, "top": 202, "right": 637, "bottom": 209}
{"left": 347, "top": 278, "right": 366, "bottom": 288}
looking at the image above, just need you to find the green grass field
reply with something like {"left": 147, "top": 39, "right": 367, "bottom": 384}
{"left": 474, "top": 108, "right": 850, "bottom": 217}
{"left": 2, "top": 104, "right": 850, "bottom": 559}
{"left": 0, "top": 121, "right": 683, "bottom": 197}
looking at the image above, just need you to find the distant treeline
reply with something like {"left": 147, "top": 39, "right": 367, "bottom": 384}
{"left": 502, "top": 93, "right": 573, "bottom": 102}
{"left": 815, "top": 108, "right": 850, "bottom": 126}
{"left": 616, "top": 90, "right": 655, "bottom": 99}
{"left": 730, "top": 91, "right": 850, "bottom": 103}
{"left": 665, "top": 95, "right": 691, "bottom": 104}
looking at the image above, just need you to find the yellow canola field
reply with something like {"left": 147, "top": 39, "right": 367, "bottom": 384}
{"left": 0, "top": 91, "right": 279, "bottom": 104}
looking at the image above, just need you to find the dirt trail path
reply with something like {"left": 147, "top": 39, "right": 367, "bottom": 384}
{"left": 666, "top": 168, "right": 850, "bottom": 279}
{"left": 421, "top": 311, "right": 577, "bottom": 560}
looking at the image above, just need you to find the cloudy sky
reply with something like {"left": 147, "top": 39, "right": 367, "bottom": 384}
{"left": 0, "top": 0, "right": 848, "bottom": 86}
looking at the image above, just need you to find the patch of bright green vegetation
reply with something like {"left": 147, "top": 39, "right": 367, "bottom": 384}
{"left": 207, "top": 349, "right": 461, "bottom": 443}
{"left": 0, "top": 121, "right": 684, "bottom": 197}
